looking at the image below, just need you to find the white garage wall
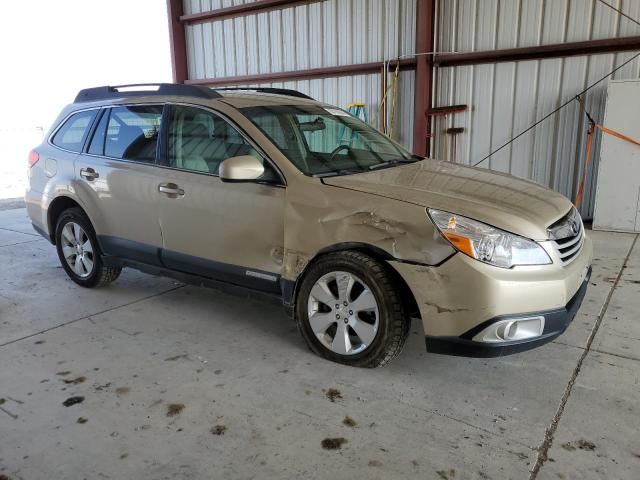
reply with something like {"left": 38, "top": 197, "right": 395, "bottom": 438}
{"left": 183, "top": 0, "right": 417, "bottom": 147}
{"left": 434, "top": 0, "right": 640, "bottom": 218}
{"left": 182, "top": 0, "right": 640, "bottom": 219}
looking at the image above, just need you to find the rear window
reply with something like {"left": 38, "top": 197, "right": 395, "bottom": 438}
{"left": 51, "top": 110, "right": 98, "bottom": 152}
{"left": 88, "top": 106, "right": 163, "bottom": 162}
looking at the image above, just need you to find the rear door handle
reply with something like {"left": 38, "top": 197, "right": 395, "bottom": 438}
{"left": 158, "top": 183, "right": 185, "bottom": 198}
{"left": 80, "top": 167, "right": 99, "bottom": 181}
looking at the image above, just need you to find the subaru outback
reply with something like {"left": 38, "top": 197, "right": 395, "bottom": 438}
{"left": 26, "top": 83, "right": 592, "bottom": 367}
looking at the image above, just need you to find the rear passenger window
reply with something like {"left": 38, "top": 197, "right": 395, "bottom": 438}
{"left": 102, "top": 106, "right": 162, "bottom": 162}
{"left": 88, "top": 109, "right": 109, "bottom": 156}
{"left": 52, "top": 110, "right": 98, "bottom": 152}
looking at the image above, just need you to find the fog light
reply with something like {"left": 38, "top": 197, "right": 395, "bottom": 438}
{"left": 472, "top": 316, "right": 545, "bottom": 343}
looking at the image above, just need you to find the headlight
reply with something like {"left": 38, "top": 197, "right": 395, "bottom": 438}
{"left": 428, "top": 209, "right": 551, "bottom": 268}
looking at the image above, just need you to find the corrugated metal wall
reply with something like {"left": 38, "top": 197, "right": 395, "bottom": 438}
{"left": 182, "top": 0, "right": 640, "bottom": 218}
{"left": 434, "top": 0, "right": 640, "bottom": 218}
{"left": 183, "top": 0, "right": 417, "bottom": 147}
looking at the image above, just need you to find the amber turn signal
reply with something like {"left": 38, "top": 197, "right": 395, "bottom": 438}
{"left": 443, "top": 231, "right": 475, "bottom": 257}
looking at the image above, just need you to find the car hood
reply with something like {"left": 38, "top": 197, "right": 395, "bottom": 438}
{"left": 322, "top": 159, "right": 573, "bottom": 240}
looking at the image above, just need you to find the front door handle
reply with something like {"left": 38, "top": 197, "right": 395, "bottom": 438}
{"left": 80, "top": 167, "right": 99, "bottom": 181}
{"left": 158, "top": 183, "right": 185, "bottom": 198}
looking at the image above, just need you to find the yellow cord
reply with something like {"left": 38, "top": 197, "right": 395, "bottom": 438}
{"left": 389, "top": 61, "right": 399, "bottom": 139}
{"left": 379, "top": 60, "right": 400, "bottom": 137}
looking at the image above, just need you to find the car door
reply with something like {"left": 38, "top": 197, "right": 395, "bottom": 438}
{"left": 156, "top": 104, "right": 285, "bottom": 293}
{"left": 74, "top": 105, "right": 167, "bottom": 265}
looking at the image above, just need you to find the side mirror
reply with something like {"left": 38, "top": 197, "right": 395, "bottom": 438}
{"left": 219, "top": 155, "right": 265, "bottom": 183}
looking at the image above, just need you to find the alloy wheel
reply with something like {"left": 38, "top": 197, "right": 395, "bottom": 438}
{"left": 307, "top": 271, "right": 379, "bottom": 355}
{"left": 60, "top": 222, "right": 94, "bottom": 278}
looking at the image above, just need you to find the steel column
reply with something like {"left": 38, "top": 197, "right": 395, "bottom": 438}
{"left": 413, "top": 0, "right": 436, "bottom": 156}
{"left": 166, "top": 0, "right": 188, "bottom": 84}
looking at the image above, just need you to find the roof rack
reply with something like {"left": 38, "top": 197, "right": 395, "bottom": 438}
{"left": 74, "top": 83, "right": 222, "bottom": 103}
{"left": 215, "top": 87, "right": 314, "bottom": 100}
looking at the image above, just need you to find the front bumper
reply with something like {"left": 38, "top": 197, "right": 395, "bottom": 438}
{"left": 389, "top": 234, "right": 593, "bottom": 357}
{"left": 425, "top": 267, "right": 590, "bottom": 357}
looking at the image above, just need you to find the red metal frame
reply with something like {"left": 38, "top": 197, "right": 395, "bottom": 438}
{"left": 185, "top": 59, "right": 416, "bottom": 86}
{"left": 180, "top": 0, "right": 325, "bottom": 25}
{"left": 427, "top": 105, "right": 468, "bottom": 116}
{"left": 434, "top": 35, "right": 640, "bottom": 67}
{"left": 413, "top": 0, "right": 436, "bottom": 156}
{"left": 166, "top": 0, "right": 188, "bottom": 83}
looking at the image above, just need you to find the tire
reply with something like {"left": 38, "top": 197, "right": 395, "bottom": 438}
{"left": 55, "top": 207, "right": 121, "bottom": 288}
{"left": 295, "top": 251, "right": 409, "bottom": 368}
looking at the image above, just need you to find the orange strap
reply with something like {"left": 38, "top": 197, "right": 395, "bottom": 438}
{"left": 597, "top": 124, "right": 640, "bottom": 147}
{"left": 575, "top": 123, "right": 640, "bottom": 208}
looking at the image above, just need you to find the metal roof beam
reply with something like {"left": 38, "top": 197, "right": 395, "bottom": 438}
{"left": 180, "top": 0, "right": 326, "bottom": 25}
{"left": 185, "top": 59, "right": 417, "bottom": 86}
{"left": 434, "top": 36, "right": 640, "bottom": 67}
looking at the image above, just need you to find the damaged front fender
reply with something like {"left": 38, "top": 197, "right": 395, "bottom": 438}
{"left": 282, "top": 178, "right": 455, "bottom": 281}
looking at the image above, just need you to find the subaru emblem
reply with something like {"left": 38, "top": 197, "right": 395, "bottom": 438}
{"left": 570, "top": 220, "right": 579, "bottom": 235}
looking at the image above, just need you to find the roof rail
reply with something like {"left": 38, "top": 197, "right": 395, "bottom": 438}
{"left": 215, "top": 87, "right": 314, "bottom": 100}
{"left": 74, "top": 83, "right": 222, "bottom": 103}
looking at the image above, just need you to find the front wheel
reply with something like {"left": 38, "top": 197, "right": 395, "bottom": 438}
{"left": 295, "top": 251, "right": 409, "bottom": 368}
{"left": 55, "top": 208, "right": 121, "bottom": 288}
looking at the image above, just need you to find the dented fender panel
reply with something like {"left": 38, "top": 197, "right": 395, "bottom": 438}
{"left": 282, "top": 177, "right": 455, "bottom": 281}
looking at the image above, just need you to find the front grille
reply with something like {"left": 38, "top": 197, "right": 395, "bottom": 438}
{"left": 548, "top": 208, "right": 585, "bottom": 265}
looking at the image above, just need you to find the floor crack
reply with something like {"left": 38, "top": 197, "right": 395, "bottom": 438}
{"left": 0, "top": 405, "right": 18, "bottom": 419}
{"left": 398, "top": 399, "right": 538, "bottom": 451}
{"left": 0, "top": 238, "right": 43, "bottom": 248}
{"left": 0, "top": 285, "right": 184, "bottom": 348}
{"left": 551, "top": 340, "right": 585, "bottom": 351}
{"left": 528, "top": 233, "right": 638, "bottom": 479}
{"left": 591, "top": 348, "right": 640, "bottom": 363}
{"left": 0, "top": 226, "right": 40, "bottom": 237}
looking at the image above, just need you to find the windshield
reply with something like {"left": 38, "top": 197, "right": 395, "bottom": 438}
{"left": 241, "top": 105, "right": 418, "bottom": 176}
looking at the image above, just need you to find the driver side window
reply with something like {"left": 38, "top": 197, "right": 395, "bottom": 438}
{"left": 166, "top": 105, "right": 269, "bottom": 177}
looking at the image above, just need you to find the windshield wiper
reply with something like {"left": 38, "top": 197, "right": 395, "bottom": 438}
{"left": 368, "top": 158, "right": 420, "bottom": 170}
{"left": 313, "top": 169, "right": 366, "bottom": 178}
{"left": 313, "top": 157, "right": 422, "bottom": 177}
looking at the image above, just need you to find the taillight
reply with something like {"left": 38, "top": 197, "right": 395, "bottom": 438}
{"left": 28, "top": 150, "right": 40, "bottom": 168}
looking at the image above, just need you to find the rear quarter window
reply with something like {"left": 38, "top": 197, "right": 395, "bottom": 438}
{"left": 51, "top": 110, "right": 98, "bottom": 152}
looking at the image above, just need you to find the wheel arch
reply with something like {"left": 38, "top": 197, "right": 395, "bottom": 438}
{"left": 283, "top": 242, "right": 420, "bottom": 320}
{"left": 47, "top": 196, "right": 88, "bottom": 244}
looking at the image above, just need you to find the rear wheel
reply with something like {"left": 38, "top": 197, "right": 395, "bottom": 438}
{"left": 55, "top": 208, "right": 121, "bottom": 288}
{"left": 295, "top": 251, "right": 409, "bottom": 368}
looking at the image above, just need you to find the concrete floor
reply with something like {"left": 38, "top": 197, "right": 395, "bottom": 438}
{"left": 0, "top": 206, "right": 638, "bottom": 480}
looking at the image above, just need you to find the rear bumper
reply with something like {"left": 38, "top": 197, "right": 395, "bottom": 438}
{"left": 32, "top": 222, "right": 52, "bottom": 243}
{"left": 424, "top": 267, "right": 591, "bottom": 357}
{"left": 25, "top": 188, "right": 50, "bottom": 242}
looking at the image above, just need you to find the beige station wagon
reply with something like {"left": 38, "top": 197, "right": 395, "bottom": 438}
{"left": 26, "top": 83, "right": 592, "bottom": 367}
